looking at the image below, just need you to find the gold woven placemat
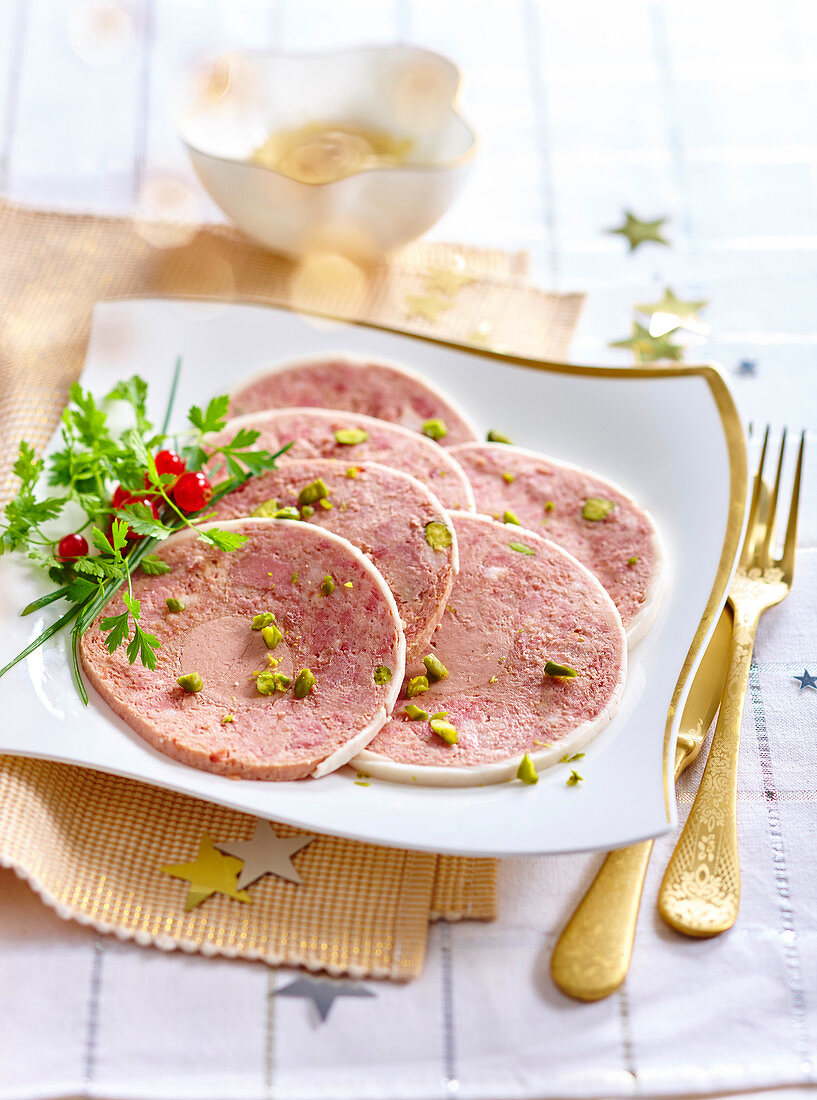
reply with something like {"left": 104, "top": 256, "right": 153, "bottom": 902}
{"left": 0, "top": 198, "right": 583, "bottom": 978}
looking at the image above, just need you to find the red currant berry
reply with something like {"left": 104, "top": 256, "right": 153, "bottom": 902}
{"left": 143, "top": 449, "right": 186, "bottom": 491}
{"left": 173, "top": 471, "right": 213, "bottom": 513}
{"left": 111, "top": 485, "right": 133, "bottom": 509}
{"left": 155, "top": 449, "right": 186, "bottom": 477}
{"left": 56, "top": 533, "right": 89, "bottom": 561}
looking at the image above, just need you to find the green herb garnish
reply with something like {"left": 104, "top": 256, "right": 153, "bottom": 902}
{"left": 0, "top": 367, "right": 288, "bottom": 704}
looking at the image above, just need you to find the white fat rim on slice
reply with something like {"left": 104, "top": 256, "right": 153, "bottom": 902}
{"left": 190, "top": 517, "right": 406, "bottom": 778}
{"left": 228, "top": 349, "right": 481, "bottom": 442}
{"left": 221, "top": 406, "right": 477, "bottom": 511}
{"left": 449, "top": 441, "right": 667, "bottom": 648}
{"left": 353, "top": 514, "right": 627, "bottom": 787}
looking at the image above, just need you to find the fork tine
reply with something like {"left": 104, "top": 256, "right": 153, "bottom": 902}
{"left": 759, "top": 429, "right": 786, "bottom": 568}
{"left": 741, "top": 425, "right": 769, "bottom": 565}
{"left": 781, "top": 431, "right": 806, "bottom": 575}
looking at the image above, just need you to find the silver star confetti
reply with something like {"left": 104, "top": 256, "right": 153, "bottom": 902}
{"left": 216, "top": 820, "right": 315, "bottom": 889}
{"left": 274, "top": 976, "right": 376, "bottom": 1022}
{"left": 793, "top": 669, "right": 817, "bottom": 690}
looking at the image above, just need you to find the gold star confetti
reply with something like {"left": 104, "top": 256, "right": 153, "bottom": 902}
{"left": 609, "top": 321, "right": 684, "bottom": 363}
{"left": 608, "top": 211, "right": 670, "bottom": 252}
{"left": 425, "top": 266, "right": 475, "bottom": 296}
{"left": 405, "top": 292, "right": 451, "bottom": 323}
{"left": 635, "top": 287, "right": 708, "bottom": 323}
{"left": 161, "top": 834, "right": 251, "bottom": 911}
{"left": 216, "top": 821, "right": 315, "bottom": 889}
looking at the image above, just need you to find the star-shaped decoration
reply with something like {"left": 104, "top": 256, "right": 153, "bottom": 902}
{"left": 793, "top": 669, "right": 817, "bottom": 690}
{"left": 274, "top": 976, "right": 376, "bottom": 1022}
{"left": 635, "top": 287, "right": 708, "bottom": 323}
{"left": 425, "top": 265, "right": 475, "bottom": 296}
{"left": 405, "top": 292, "right": 451, "bottom": 323}
{"left": 161, "top": 834, "right": 251, "bottom": 911}
{"left": 736, "top": 358, "right": 757, "bottom": 376}
{"left": 216, "top": 820, "right": 315, "bottom": 889}
{"left": 609, "top": 321, "right": 684, "bottom": 363}
{"left": 608, "top": 211, "right": 670, "bottom": 252}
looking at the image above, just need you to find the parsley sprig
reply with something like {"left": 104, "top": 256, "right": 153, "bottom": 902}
{"left": 0, "top": 367, "right": 289, "bottom": 703}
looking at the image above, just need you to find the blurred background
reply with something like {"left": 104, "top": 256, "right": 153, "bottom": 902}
{"left": 2, "top": 0, "right": 816, "bottom": 428}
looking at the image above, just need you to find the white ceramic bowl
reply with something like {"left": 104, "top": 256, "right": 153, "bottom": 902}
{"left": 180, "top": 45, "right": 477, "bottom": 259}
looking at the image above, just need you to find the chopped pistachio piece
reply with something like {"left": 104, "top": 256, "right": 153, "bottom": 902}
{"left": 502, "top": 471, "right": 515, "bottom": 483}
{"left": 251, "top": 612, "right": 276, "bottom": 630}
{"left": 165, "top": 597, "right": 185, "bottom": 613}
{"left": 487, "top": 429, "right": 512, "bottom": 444}
{"left": 503, "top": 510, "right": 521, "bottom": 526}
{"left": 251, "top": 498, "right": 279, "bottom": 518}
{"left": 319, "top": 498, "right": 333, "bottom": 510}
{"left": 272, "top": 506, "right": 300, "bottom": 520}
{"left": 177, "top": 672, "right": 203, "bottom": 694}
{"left": 509, "top": 541, "right": 535, "bottom": 555}
{"left": 424, "top": 521, "right": 453, "bottom": 551}
{"left": 406, "top": 675, "right": 429, "bottom": 699}
{"left": 422, "top": 653, "right": 449, "bottom": 681}
{"left": 404, "top": 704, "right": 428, "bottom": 721}
{"left": 430, "top": 716, "right": 458, "bottom": 744}
{"left": 334, "top": 428, "right": 369, "bottom": 445}
{"left": 345, "top": 466, "right": 359, "bottom": 479}
{"left": 582, "top": 497, "right": 616, "bottom": 521}
{"left": 300, "top": 504, "right": 314, "bottom": 517}
{"left": 516, "top": 754, "right": 538, "bottom": 784}
{"left": 566, "top": 770, "right": 583, "bottom": 786}
{"left": 489, "top": 675, "right": 498, "bottom": 683}
{"left": 544, "top": 501, "right": 554, "bottom": 513}
{"left": 560, "top": 752, "right": 585, "bottom": 763}
{"left": 298, "top": 477, "right": 328, "bottom": 506}
{"left": 320, "top": 574, "right": 335, "bottom": 596}
{"left": 261, "top": 623, "right": 283, "bottom": 649}
{"left": 221, "top": 713, "right": 234, "bottom": 724}
{"left": 256, "top": 668, "right": 291, "bottom": 695}
{"left": 373, "top": 665, "right": 393, "bottom": 685}
{"left": 545, "top": 660, "right": 578, "bottom": 679}
{"left": 343, "top": 581, "right": 353, "bottom": 588}
{"left": 294, "top": 668, "right": 316, "bottom": 698}
{"left": 291, "top": 572, "right": 298, "bottom": 584}
{"left": 422, "top": 418, "right": 448, "bottom": 441}
{"left": 628, "top": 555, "right": 638, "bottom": 566}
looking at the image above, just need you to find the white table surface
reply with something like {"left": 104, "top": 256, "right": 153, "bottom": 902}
{"left": 1, "top": 2, "right": 816, "bottom": 1098}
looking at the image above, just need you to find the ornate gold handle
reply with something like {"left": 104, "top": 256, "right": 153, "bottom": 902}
{"left": 550, "top": 840, "right": 654, "bottom": 1000}
{"left": 658, "top": 608, "right": 758, "bottom": 936}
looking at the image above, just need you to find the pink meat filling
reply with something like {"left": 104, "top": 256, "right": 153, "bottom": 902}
{"left": 208, "top": 408, "right": 474, "bottom": 512}
{"left": 365, "top": 513, "right": 626, "bottom": 769}
{"left": 210, "top": 460, "right": 457, "bottom": 660}
{"left": 450, "top": 443, "right": 659, "bottom": 627}
{"left": 229, "top": 356, "right": 478, "bottom": 447}
{"left": 79, "top": 521, "right": 403, "bottom": 781}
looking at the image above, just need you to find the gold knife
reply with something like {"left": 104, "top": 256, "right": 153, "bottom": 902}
{"left": 550, "top": 604, "right": 733, "bottom": 1001}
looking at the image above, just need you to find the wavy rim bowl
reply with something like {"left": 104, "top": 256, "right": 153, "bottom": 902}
{"left": 178, "top": 44, "right": 479, "bottom": 185}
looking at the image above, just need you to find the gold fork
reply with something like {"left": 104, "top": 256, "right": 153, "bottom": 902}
{"left": 658, "top": 427, "right": 805, "bottom": 937}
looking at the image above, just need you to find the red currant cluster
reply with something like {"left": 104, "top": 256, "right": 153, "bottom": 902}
{"left": 55, "top": 449, "right": 213, "bottom": 562}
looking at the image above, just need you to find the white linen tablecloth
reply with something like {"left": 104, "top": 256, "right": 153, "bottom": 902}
{"left": 1, "top": 555, "right": 816, "bottom": 1099}
{"left": 1, "top": 1, "right": 816, "bottom": 1097}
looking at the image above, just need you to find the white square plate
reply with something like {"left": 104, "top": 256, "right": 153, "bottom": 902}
{"left": 0, "top": 300, "right": 746, "bottom": 855}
